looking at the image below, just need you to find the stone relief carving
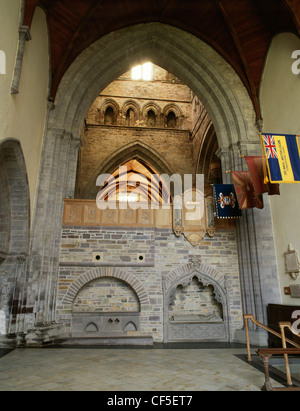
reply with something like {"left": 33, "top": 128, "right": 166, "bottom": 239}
{"left": 163, "top": 263, "right": 230, "bottom": 342}
{"left": 284, "top": 244, "right": 300, "bottom": 280}
{"left": 172, "top": 191, "right": 216, "bottom": 246}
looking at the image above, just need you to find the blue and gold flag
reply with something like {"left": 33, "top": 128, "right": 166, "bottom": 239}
{"left": 261, "top": 133, "right": 300, "bottom": 183}
{"left": 213, "top": 184, "right": 242, "bottom": 219}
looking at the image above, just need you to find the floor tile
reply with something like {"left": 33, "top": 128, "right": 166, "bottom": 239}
{"left": 0, "top": 347, "right": 285, "bottom": 391}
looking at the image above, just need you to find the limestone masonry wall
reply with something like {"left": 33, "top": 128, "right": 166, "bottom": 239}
{"left": 57, "top": 225, "right": 243, "bottom": 342}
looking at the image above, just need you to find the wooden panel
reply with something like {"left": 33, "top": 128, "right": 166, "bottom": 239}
{"left": 138, "top": 208, "right": 154, "bottom": 227}
{"left": 101, "top": 208, "right": 119, "bottom": 226}
{"left": 267, "top": 303, "right": 300, "bottom": 348}
{"left": 63, "top": 199, "right": 172, "bottom": 228}
{"left": 63, "top": 202, "right": 84, "bottom": 225}
{"left": 83, "top": 203, "right": 101, "bottom": 225}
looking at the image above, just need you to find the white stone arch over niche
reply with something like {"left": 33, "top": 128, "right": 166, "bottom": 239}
{"left": 49, "top": 23, "right": 259, "bottom": 161}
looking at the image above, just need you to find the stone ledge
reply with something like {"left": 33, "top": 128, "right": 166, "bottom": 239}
{"left": 61, "top": 335, "right": 153, "bottom": 346}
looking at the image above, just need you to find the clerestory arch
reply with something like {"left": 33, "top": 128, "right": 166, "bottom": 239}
{"left": 83, "top": 141, "right": 176, "bottom": 199}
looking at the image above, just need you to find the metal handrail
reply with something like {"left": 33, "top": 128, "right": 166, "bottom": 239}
{"left": 244, "top": 314, "right": 300, "bottom": 361}
{"left": 279, "top": 322, "right": 300, "bottom": 386}
{"left": 244, "top": 314, "right": 300, "bottom": 386}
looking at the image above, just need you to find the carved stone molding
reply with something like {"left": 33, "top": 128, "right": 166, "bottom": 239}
{"left": 11, "top": 25, "right": 31, "bottom": 94}
{"left": 172, "top": 191, "right": 216, "bottom": 246}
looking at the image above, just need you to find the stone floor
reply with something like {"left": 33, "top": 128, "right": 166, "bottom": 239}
{"left": 0, "top": 345, "right": 286, "bottom": 392}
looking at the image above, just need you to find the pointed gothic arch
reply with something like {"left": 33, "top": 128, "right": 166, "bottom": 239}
{"left": 50, "top": 23, "right": 258, "bottom": 157}
{"left": 83, "top": 141, "right": 176, "bottom": 199}
{"left": 163, "top": 262, "right": 231, "bottom": 342}
{"left": 31, "top": 22, "right": 281, "bottom": 340}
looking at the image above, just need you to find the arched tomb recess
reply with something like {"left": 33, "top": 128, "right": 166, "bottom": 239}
{"left": 28, "top": 23, "right": 280, "bottom": 345}
{"left": 59, "top": 267, "right": 150, "bottom": 341}
{"left": 163, "top": 263, "right": 231, "bottom": 343}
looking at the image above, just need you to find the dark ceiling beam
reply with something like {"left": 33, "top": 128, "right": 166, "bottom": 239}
{"left": 50, "top": 0, "right": 101, "bottom": 98}
{"left": 284, "top": 0, "right": 300, "bottom": 34}
{"left": 216, "top": 0, "right": 261, "bottom": 120}
{"left": 25, "top": 0, "right": 300, "bottom": 111}
{"left": 23, "top": 0, "right": 40, "bottom": 26}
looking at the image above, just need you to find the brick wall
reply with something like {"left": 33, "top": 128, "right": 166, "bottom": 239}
{"left": 57, "top": 225, "right": 243, "bottom": 342}
{"left": 76, "top": 65, "right": 196, "bottom": 198}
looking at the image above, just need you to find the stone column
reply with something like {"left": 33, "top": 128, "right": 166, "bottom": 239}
{"left": 26, "top": 127, "right": 81, "bottom": 345}
{"left": 217, "top": 142, "right": 281, "bottom": 344}
{"left": 215, "top": 146, "right": 231, "bottom": 184}
{"left": 0, "top": 254, "right": 29, "bottom": 347}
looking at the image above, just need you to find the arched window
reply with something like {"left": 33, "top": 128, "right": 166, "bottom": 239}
{"left": 131, "top": 62, "right": 153, "bottom": 81}
{"left": 126, "top": 108, "right": 135, "bottom": 126}
{"left": 147, "top": 110, "right": 156, "bottom": 127}
{"left": 167, "top": 111, "right": 177, "bottom": 128}
{"left": 104, "top": 106, "right": 115, "bottom": 125}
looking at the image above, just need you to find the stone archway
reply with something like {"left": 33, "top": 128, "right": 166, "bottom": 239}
{"left": 62, "top": 266, "right": 150, "bottom": 308}
{"left": 61, "top": 267, "right": 150, "bottom": 342}
{"left": 51, "top": 23, "right": 258, "bottom": 152}
{"left": 83, "top": 140, "right": 176, "bottom": 200}
{"left": 29, "top": 22, "right": 280, "bottom": 345}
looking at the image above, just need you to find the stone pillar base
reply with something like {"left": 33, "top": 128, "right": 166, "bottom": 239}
{"left": 234, "top": 328, "right": 268, "bottom": 347}
{"left": 25, "top": 323, "right": 69, "bottom": 347}
{"left": 0, "top": 334, "right": 17, "bottom": 348}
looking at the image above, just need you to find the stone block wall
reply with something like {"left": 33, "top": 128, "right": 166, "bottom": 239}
{"left": 57, "top": 224, "right": 243, "bottom": 343}
{"left": 77, "top": 126, "right": 193, "bottom": 198}
{"left": 73, "top": 277, "right": 140, "bottom": 313}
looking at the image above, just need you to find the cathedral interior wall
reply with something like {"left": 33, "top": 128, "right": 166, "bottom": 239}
{"left": 260, "top": 32, "right": 300, "bottom": 305}
{"left": 1, "top": 9, "right": 299, "bottom": 347}
{"left": 0, "top": 4, "right": 49, "bottom": 220}
{"left": 57, "top": 225, "right": 242, "bottom": 343}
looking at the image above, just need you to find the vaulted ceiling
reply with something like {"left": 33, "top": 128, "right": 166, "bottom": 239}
{"left": 24, "top": 0, "right": 300, "bottom": 118}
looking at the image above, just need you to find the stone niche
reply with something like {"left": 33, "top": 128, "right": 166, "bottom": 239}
{"left": 71, "top": 277, "right": 141, "bottom": 339}
{"left": 169, "top": 277, "right": 223, "bottom": 324}
{"left": 164, "top": 270, "right": 229, "bottom": 342}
